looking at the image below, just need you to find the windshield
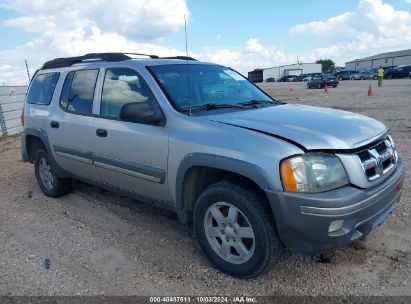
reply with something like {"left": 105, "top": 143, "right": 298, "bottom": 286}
{"left": 149, "top": 64, "right": 274, "bottom": 112}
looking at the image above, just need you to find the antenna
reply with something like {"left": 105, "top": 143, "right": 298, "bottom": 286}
{"left": 184, "top": 14, "right": 192, "bottom": 115}
{"left": 25, "top": 59, "right": 31, "bottom": 83}
{"left": 184, "top": 14, "right": 189, "bottom": 58}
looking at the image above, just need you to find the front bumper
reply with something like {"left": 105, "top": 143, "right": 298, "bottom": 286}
{"left": 266, "top": 158, "right": 405, "bottom": 255}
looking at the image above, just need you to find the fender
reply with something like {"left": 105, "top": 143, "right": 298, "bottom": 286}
{"left": 175, "top": 153, "right": 274, "bottom": 223}
{"left": 22, "top": 127, "right": 72, "bottom": 178}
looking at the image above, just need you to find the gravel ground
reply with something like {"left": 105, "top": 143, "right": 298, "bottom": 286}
{"left": 0, "top": 79, "right": 410, "bottom": 296}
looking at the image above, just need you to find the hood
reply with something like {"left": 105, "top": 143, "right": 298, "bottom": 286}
{"left": 204, "top": 104, "right": 387, "bottom": 150}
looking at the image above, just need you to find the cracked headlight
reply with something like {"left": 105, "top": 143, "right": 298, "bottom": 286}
{"left": 280, "top": 154, "right": 349, "bottom": 193}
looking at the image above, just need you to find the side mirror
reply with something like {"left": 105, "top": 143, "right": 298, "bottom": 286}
{"left": 119, "top": 102, "right": 163, "bottom": 125}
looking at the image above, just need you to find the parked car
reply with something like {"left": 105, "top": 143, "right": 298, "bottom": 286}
{"left": 294, "top": 74, "right": 307, "bottom": 82}
{"left": 278, "top": 75, "right": 298, "bottom": 82}
{"left": 333, "top": 70, "right": 357, "bottom": 81}
{"left": 266, "top": 77, "right": 275, "bottom": 83}
{"left": 21, "top": 52, "right": 404, "bottom": 278}
{"left": 384, "top": 65, "right": 411, "bottom": 79}
{"left": 294, "top": 73, "right": 319, "bottom": 82}
{"left": 350, "top": 70, "right": 375, "bottom": 80}
{"left": 370, "top": 68, "right": 379, "bottom": 80}
{"left": 307, "top": 74, "right": 339, "bottom": 88}
{"left": 302, "top": 73, "right": 322, "bottom": 82}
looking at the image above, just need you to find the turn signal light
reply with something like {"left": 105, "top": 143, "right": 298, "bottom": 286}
{"left": 280, "top": 160, "right": 298, "bottom": 192}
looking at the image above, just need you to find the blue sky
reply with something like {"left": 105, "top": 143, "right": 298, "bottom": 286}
{"left": 1, "top": 0, "right": 411, "bottom": 84}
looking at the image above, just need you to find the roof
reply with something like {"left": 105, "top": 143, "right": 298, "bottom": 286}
{"left": 346, "top": 49, "right": 411, "bottom": 63}
{"left": 40, "top": 52, "right": 198, "bottom": 70}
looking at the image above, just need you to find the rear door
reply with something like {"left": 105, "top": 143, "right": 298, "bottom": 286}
{"left": 92, "top": 67, "right": 171, "bottom": 202}
{"left": 47, "top": 69, "right": 100, "bottom": 181}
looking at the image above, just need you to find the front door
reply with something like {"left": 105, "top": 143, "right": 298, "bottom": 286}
{"left": 92, "top": 67, "right": 170, "bottom": 202}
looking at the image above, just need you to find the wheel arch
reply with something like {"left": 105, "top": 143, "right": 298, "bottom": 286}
{"left": 175, "top": 153, "right": 274, "bottom": 224}
{"left": 22, "top": 127, "right": 71, "bottom": 178}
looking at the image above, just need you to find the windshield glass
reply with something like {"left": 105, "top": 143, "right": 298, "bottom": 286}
{"left": 149, "top": 64, "right": 273, "bottom": 111}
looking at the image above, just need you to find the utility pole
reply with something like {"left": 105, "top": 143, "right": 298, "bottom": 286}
{"left": 25, "top": 59, "right": 31, "bottom": 83}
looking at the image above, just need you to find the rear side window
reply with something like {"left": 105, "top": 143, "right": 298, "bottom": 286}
{"left": 100, "top": 68, "right": 156, "bottom": 118}
{"left": 60, "top": 69, "right": 99, "bottom": 115}
{"left": 26, "top": 72, "right": 60, "bottom": 105}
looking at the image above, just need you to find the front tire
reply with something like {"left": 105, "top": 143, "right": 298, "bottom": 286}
{"left": 34, "top": 149, "right": 71, "bottom": 197}
{"left": 194, "top": 181, "right": 281, "bottom": 278}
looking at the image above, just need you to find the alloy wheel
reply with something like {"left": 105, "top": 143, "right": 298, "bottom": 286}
{"left": 204, "top": 202, "right": 255, "bottom": 264}
{"left": 38, "top": 157, "right": 54, "bottom": 191}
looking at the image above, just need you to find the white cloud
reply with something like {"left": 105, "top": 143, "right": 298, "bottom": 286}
{"left": 245, "top": 38, "right": 264, "bottom": 53}
{"left": 0, "top": 0, "right": 190, "bottom": 84}
{"left": 2, "top": 0, "right": 189, "bottom": 40}
{"left": 290, "top": 0, "right": 411, "bottom": 63}
{"left": 405, "top": 0, "right": 411, "bottom": 4}
{"left": 0, "top": 65, "right": 33, "bottom": 86}
{"left": 2, "top": 0, "right": 411, "bottom": 85}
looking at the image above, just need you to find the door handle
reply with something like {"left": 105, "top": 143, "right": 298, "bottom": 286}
{"left": 96, "top": 129, "right": 108, "bottom": 137}
{"left": 50, "top": 121, "right": 59, "bottom": 129}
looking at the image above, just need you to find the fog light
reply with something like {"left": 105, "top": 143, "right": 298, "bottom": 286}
{"left": 328, "top": 220, "right": 344, "bottom": 233}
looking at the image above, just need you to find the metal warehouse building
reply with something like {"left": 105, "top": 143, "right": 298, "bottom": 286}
{"left": 345, "top": 49, "right": 411, "bottom": 71}
{"left": 248, "top": 63, "right": 321, "bottom": 82}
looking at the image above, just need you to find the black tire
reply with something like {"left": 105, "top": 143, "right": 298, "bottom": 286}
{"left": 333, "top": 84, "right": 338, "bottom": 88}
{"left": 316, "top": 83, "right": 321, "bottom": 89}
{"left": 386, "top": 75, "right": 392, "bottom": 79}
{"left": 34, "top": 149, "right": 71, "bottom": 197}
{"left": 360, "top": 76, "right": 364, "bottom": 80}
{"left": 193, "top": 181, "right": 281, "bottom": 278}
{"left": 338, "top": 76, "right": 343, "bottom": 81}
{"left": 307, "top": 84, "right": 311, "bottom": 89}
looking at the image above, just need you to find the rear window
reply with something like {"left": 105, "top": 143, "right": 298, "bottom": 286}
{"left": 26, "top": 72, "right": 60, "bottom": 105}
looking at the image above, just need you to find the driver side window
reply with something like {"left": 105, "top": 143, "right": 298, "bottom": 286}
{"left": 100, "top": 68, "right": 156, "bottom": 118}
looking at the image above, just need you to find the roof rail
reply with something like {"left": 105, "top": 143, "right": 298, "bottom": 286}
{"left": 160, "top": 56, "right": 197, "bottom": 61}
{"left": 41, "top": 52, "right": 158, "bottom": 70}
{"left": 40, "top": 52, "right": 197, "bottom": 70}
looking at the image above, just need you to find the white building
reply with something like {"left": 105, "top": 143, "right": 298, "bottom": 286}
{"left": 262, "top": 63, "right": 322, "bottom": 82}
{"left": 345, "top": 49, "right": 411, "bottom": 71}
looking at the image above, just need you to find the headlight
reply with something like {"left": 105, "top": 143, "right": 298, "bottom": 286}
{"left": 280, "top": 154, "right": 349, "bottom": 193}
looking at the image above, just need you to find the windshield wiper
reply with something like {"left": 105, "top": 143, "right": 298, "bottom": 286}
{"left": 238, "top": 99, "right": 276, "bottom": 107}
{"left": 181, "top": 103, "right": 246, "bottom": 112}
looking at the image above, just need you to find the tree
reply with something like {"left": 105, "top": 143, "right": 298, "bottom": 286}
{"left": 315, "top": 59, "right": 336, "bottom": 73}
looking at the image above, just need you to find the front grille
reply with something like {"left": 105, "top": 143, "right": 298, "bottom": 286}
{"left": 356, "top": 139, "right": 397, "bottom": 181}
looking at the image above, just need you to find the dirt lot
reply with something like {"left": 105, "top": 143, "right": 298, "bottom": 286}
{"left": 0, "top": 79, "right": 410, "bottom": 296}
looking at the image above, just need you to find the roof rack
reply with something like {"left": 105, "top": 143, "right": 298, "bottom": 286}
{"left": 41, "top": 52, "right": 157, "bottom": 70}
{"left": 160, "top": 56, "right": 197, "bottom": 61}
{"left": 41, "top": 52, "right": 197, "bottom": 70}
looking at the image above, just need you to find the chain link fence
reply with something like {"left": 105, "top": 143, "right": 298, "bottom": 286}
{"left": 0, "top": 86, "right": 27, "bottom": 137}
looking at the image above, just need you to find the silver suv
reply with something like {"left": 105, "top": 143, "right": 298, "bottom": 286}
{"left": 21, "top": 53, "right": 405, "bottom": 278}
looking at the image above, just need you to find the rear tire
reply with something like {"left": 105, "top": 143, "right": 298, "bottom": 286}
{"left": 34, "top": 149, "right": 71, "bottom": 197}
{"left": 193, "top": 181, "right": 281, "bottom": 278}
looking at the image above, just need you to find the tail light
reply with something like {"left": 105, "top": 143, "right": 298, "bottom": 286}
{"left": 21, "top": 105, "right": 25, "bottom": 127}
